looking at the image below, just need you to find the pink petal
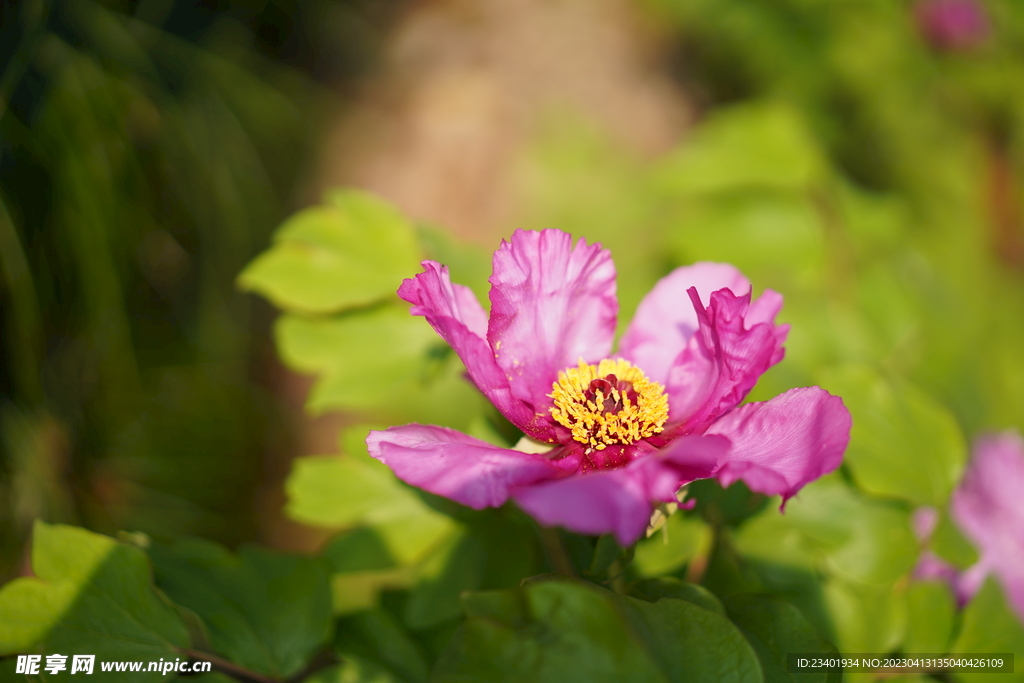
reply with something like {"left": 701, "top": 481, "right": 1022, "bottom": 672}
{"left": 912, "top": 506, "right": 940, "bottom": 542}
{"left": 487, "top": 229, "right": 617, "bottom": 417}
{"left": 994, "top": 562, "right": 1024, "bottom": 623}
{"left": 705, "top": 387, "right": 851, "bottom": 503}
{"left": 914, "top": 555, "right": 993, "bottom": 609}
{"left": 951, "top": 432, "right": 1024, "bottom": 557}
{"left": 666, "top": 287, "right": 788, "bottom": 431}
{"left": 951, "top": 431, "right": 1024, "bottom": 621}
{"left": 398, "top": 261, "right": 546, "bottom": 437}
{"left": 914, "top": 551, "right": 961, "bottom": 585}
{"left": 955, "top": 560, "right": 993, "bottom": 608}
{"left": 512, "top": 466, "right": 663, "bottom": 546}
{"left": 620, "top": 262, "right": 751, "bottom": 384}
{"left": 657, "top": 433, "right": 729, "bottom": 483}
{"left": 745, "top": 289, "right": 787, "bottom": 365}
{"left": 512, "top": 435, "right": 730, "bottom": 545}
{"left": 366, "top": 424, "right": 579, "bottom": 510}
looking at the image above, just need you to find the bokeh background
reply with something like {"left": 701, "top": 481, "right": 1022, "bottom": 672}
{"left": 3, "top": 0, "right": 1024, "bottom": 667}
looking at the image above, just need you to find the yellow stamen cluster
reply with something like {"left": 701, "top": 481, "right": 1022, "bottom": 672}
{"left": 549, "top": 358, "right": 669, "bottom": 450}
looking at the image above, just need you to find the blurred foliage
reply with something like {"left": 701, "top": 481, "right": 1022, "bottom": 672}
{"left": 4, "top": 0, "right": 1024, "bottom": 680}
{"left": 0, "top": 0, "right": 403, "bottom": 580}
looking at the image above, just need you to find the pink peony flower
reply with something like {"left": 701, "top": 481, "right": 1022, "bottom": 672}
{"left": 950, "top": 431, "right": 1024, "bottom": 620}
{"left": 911, "top": 505, "right": 975, "bottom": 605}
{"left": 367, "top": 229, "right": 851, "bottom": 544}
{"left": 914, "top": 0, "right": 991, "bottom": 51}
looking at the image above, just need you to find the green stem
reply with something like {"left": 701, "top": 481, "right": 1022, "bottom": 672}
{"left": 179, "top": 648, "right": 277, "bottom": 683}
{"left": 538, "top": 526, "right": 576, "bottom": 577}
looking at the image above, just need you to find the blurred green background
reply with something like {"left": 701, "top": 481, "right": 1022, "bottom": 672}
{"left": 0, "top": 0, "right": 404, "bottom": 575}
{"left": 3, "top": 0, "right": 1024, "bottom": 675}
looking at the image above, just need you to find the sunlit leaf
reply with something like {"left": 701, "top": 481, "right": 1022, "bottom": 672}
{"left": 903, "top": 581, "right": 955, "bottom": 654}
{"left": 0, "top": 522, "right": 189, "bottom": 680}
{"left": 656, "top": 103, "right": 827, "bottom": 194}
{"left": 663, "top": 190, "right": 825, "bottom": 292}
{"left": 823, "top": 578, "right": 906, "bottom": 654}
{"left": 735, "top": 475, "right": 917, "bottom": 585}
{"left": 952, "top": 578, "right": 1024, "bottom": 683}
{"left": 930, "top": 512, "right": 979, "bottom": 569}
{"left": 275, "top": 305, "right": 440, "bottom": 414}
{"left": 633, "top": 513, "right": 712, "bottom": 577}
{"left": 283, "top": 454, "right": 455, "bottom": 566}
{"left": 239, "top": 190, "right": 421, "bottom": 313}
{"left": 820, "top": 366, "right": 966, "bottom": 506}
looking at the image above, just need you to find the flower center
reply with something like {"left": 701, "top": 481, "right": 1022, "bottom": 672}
{"left": 549, "top": 359, "right": 669, "bottom": 450}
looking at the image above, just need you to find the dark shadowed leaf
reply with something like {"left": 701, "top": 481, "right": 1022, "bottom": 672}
{"left": 724, "top": 594, "right": 838, "bottom": 683}
{"left": 434, "top": 579, "right": 763, "bottom": 683}
{"left": 336, "top": 609, "right": 430, "bottom": 683}
{"left": 629, "top": 578, "right": 726, "bottom": 616}
{"left": 148, "top": 538, "right": 331, "bottom": 678}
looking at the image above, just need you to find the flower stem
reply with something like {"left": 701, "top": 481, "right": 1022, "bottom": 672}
{"left": 538, "top": 526, "right": 576, "bottom": 577}
{"left": 179, "top": 648, "right": 277, "bottom": 683}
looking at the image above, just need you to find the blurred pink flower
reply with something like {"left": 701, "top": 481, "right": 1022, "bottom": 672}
{"left": 911, "top": 505, "right": 973, "bottom": 603}
{"left": 914, "top": 0, "right": 991, "bottom": 51}
{"left": 950, "top": 431, "right": 1024, "bottom": 619}
{"left": 368, "top": 229, "right": 851, "bottom": 544}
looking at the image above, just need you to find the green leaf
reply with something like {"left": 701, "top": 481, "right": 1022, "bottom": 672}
{"left": 435, "top": 579, "right": 763, "bottom": 683}
{"left": 623, "top": 593, "right": 763, "bottom": 683}
{"left": 405, "top": 527, "right": 485, "bottom": 629}
{"left": 822, "top": 578, "right": 906, "bottom": 654}
{"left": 329, "top": 570, "right": 410, "bottom": 617}
{"left": 0, "top": 522, "right": 189, "bottom": 681}
{"left": 952, "top": 578, "right": 1024, "bottom": 683}
{"left": 148, "top": 539, "right": 331, "bottom": 678}
{"left": 301, "top": 657, "right": 401, "bottom": 683}
{"left": 723, "top": 594, "right": 838, "bottom": 683}
{"left": 930, "top": 511, "right": 979, "bottom": 569}
{"left": 904, "top": 581, "right": 955, "bottom": 654}
{"left": 628, "top": 578, "right": 726, "bottom": 616}
{"left": 656, "top": 102, "right": 827, "bottom": 194}
{"left": 588, "top": 535, "right": 623, "bottom": 578}
{"left": 663, "top": 190, "right": 825, "bottom": 293}
{"left": 406, "top": 508, "right": 545, "bottom": 629}
{"left": 833, "top": 180, "right": 909, "bottom": 257}
{"left": 819, "top": 366, "right": 966, "bottom": 506}
{"left": 735, "top": 475, "right": 918, "bottom": 585}
{"left": 284, "top": 454, "right": 455, "bottom": 565}
{"left": 417, "top": 226, "right": 491, "bottom": 304}
{"left": 239, "top": 190, "right": 421, "bottom": 313}
{"left": 285, "top": 455, "right": 408, "bottom": 528}
{"left": 633, "top": 512, "right": 712, "bottom": 576}
{"left": 460, "top": 589, "right": 529, "bottom": 628}
{"left": 689, "top": 479, "right": 772, "bottom": 528}
{"left": 275, "top": 305, "right": 440, "bottom": 414}
{"left": 436, "top": 582, "right": 668, "bottom": 683}
{"left": 337, "top": 609, "right": 430, "bottom": 683}
{"left": 324, "top": 528, "right": 397, "bottom": 574}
